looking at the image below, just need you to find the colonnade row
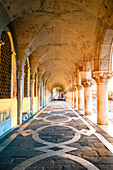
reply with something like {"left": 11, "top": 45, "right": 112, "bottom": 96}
{"left": 17, "top": 71, "right": 52, "bottom": 124}
{"left": 18, "top": 70, "right": 113, "bottom": 126}
{"left": 66, "top": 70, "right": 113, "bottom": 125}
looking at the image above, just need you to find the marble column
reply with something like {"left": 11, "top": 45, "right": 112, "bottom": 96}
{"left": 82, "top": 80, "right": 92, "bottom": 115}
{"left": 69, "top": 88, "right": 73, "bottom": 106}
{"left": 74, "top": 86, "right": 78, "bottom": 109}
{"left": 66, "top": 91, "right": 69, "bottom": 103}
{"left": 92, "top": 71, "right": 113, "bottom": 125}
{"left": 77, "top": 85, "right": 84, "bottom": 111}
{"left": 43, "top": 86, "right": 46, "bottom": 107}
{"left": 17, "top": 72, "right": 24, "bottom": 124}
{"left": 30, "top": 79, "right": 35, "bottom": 114}
{"left": 37, "top": 83, "right": 40, "bottom": 111}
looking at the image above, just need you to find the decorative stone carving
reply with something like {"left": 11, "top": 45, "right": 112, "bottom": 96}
{"left": 17, "top": 72, "right": 25, "bottom": 80}
{"left": 92, "top": 71, "right": 113, "bottom": 84}
{"left": 31, "top": 79, "right": 35, "bottom": 85}
{"left": 76, "top": 84, "right": 83, "bottom": 89}
{"left": 81, "top": 79, "right": 93, "bottom": 87}
{"left": 69, "top": 85, "right": 77, "bottom": 92}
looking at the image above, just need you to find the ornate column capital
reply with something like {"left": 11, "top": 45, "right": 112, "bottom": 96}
{"left": 92, "top": 71, "right": 113, "bottom": 84}
{"left": 69, "top": 87, "right": 73, "bottom": 92}
{"left": 81, "top": 79, "right": 93, "bottom": 87}
{"left": 17, "top": 72, "right": 25, "bottom": 80}
{"left": 31, "top": 79, "right": 35, "bottom": 85}
{"left": 37, "top": 82, "right": 40, "bottom": 88}
{"left": 76, "top": 84, "right": 83, "bottom": 89}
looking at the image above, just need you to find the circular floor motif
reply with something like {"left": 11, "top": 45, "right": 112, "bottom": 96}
{"left": 32, "top": 124, "right": 81, "bottom": 145}
{"left": 39, "top": 126, "right": 74, "bottom": 143}
{"left": 43, "top": 114, "right": 72, "bottom": 123}
{"left": 46, "top": 115, "right": 69, "bottom": 122}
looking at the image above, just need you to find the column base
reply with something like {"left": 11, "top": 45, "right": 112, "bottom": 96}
{"left": 97, "top": 119, "right": 108, "bottom": 125}
{"left": 85, "top": 111, "right": 92, "bottom": 115}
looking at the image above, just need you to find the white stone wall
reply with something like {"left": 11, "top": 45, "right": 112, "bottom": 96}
{"left": 0, "top": 98, "right": 17, "bottom": 137}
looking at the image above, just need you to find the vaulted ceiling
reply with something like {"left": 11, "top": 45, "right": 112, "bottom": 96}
{"left": 0, "top": 0, "right": 113, "bottom": 90}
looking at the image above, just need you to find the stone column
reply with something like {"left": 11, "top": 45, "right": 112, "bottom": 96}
{"left": 74, "top": 86, "right": 78, "bottom": 109}
{"left": 76, "top": 69, "right": 84, "bottom": 110}
{"left": 66, "top": 91, "right": 69, "bottom": 103}
{"left": 28, "top": 65, "right": 30, "bottom": 97}
{"left": 77, "top": 85, "right": 84, "bottom": 110}
{"left": 92, "top": 71, "right": 113, "bottom": 125}
{"left": 82, "top": 80, "right": 92, "bottom": 115}
{"left": 37, "top": 83, "right": 40, "bottom": 111}
{"left": 44, "top": 86, "right": 46, "bottom": 106}
{"left": 17, "top": 72, "right": 24, "bottom": 124}
{"left": 70, "top": 86, "right": 75, "bottom": 107}
{"left": 43, "top": 85, "right": 46, "bottom": 107}
{"left": 69, "top": 88, "right": 73, "bottom": 106}
{"left": 30, "top": 79, "right": 35, "bottom": 114}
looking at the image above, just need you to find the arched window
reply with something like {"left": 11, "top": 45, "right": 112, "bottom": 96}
{"left": 0, "top": 31, "right": 11, "bottom": 98}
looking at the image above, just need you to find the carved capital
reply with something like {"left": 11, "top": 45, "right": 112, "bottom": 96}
{"left": 76, "top": 84, "right": 83, "bottom": 90}
{"left": 69, "top": 87, "right": 73, "bottom": 92}
{"left": 37, "top": 82, "right": 40, "bottom": 88}
{"left": 92, "top": 71, "right": 113, "bottom": 84}
{"left": 73, "top": 86, "right": 77, "bottom": 91}
{"left": 31, "top": 79, "right": 35, "bottom": 85}
{"left": 17, "top": 72, "right": 25, "bottom": 80}
{"left": 81, "top": 79, "right": 93, "bottom": 87}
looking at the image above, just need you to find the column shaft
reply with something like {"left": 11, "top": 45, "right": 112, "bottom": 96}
{"left": 78, "top": 85, "right": 84, "bottom": 110}
{"left": 82, "top": 80, "right": 93, "bottom": 115}
{"left": 30, "top": 79, "right": 35, "bottom": 114}
{"left": 97, "top": 83, "right": 108, "bottom": 124}
{"left": 92, "top": 71, "right": 113, "bottom": 125}
{"left": 84, "top": 85, "right": 92, "bottom": 115}
{"left": 74, "top": 87, "right": 78, "bottom": 108}
{"left": 17, "top": 72, "right": 23, "bottom": 124}
{"left": 37, "top": 85, "right": 40, "bottom": 111}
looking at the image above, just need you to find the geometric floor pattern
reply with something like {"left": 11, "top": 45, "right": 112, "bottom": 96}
{"left": 0, "top": 101, "right": 113, "bottom": 170}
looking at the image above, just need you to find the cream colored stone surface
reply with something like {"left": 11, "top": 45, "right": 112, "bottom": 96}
{"left": 0, "top": 99, "right": 17, "bottom": 135}
{"left": 33, "top": 97, "right": 37, "bottom": 113}
{"left": 0, "top": 0, "right": 113, "bottom": 126}
{"left": 23, "top": 97, "right": 30, "bottom": 111}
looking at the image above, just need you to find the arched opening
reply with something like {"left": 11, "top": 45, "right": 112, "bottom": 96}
{"left": 53, "top": 87, "right": 65, "bottom": 101}
{"left": 108, "top": 44, "right": 113, "bottom": 100}
{"left": 0, "top": 29, "right": 17, "bottom": 136}
{"left": 0, "top": 31, "right": 11, "bottom": 99}
{"left": 23, "top": 57, "right": 31, "bottom": 113}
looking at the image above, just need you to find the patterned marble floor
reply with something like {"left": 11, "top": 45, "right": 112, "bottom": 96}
{"left": 0, "top": 101, "right": 113, "bottom": 170}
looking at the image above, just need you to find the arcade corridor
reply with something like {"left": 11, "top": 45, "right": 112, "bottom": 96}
{"left": 1, "top": 0, "right": 113, "bottom": 169}
{"left": 0, "top": 101, "right": 113, "bottom": 170}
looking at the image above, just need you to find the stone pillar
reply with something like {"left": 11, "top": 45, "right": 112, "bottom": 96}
{"left": 28, "top": 65, "right": 30, "bottom": 97}
{"left": 17, "top": 72, "right": 24, "bottom": 124}
{"left": 77, "top": 85, "right": 84, "bottom": 110}
{"left": 82, "top": 80, "right": 92, "bottom": 115}
{"left": 76, "top": 69, "right": 84, "bottom": 110}
{"left": 72, "top": 90, "right": 74, "bottom": 106}
{"left": 69, "top": 89, "right": 73, "bottom": 106}
{"left": 74, "top": 86, "right": 78, "bottom": 109}
{"left": 37, "top": 83, "right": 40, "bottom": 111}
{"left": 92, "top": 71, "right": 113, "bottom": 125}
{"left": 30, "top": 79, "right": 35, "bottom": 114}
{"left": 43, "top": 85, "right": 46, "bottom": 107}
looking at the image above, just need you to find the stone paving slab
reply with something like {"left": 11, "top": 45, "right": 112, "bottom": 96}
{"left": 0, "top": 101, "right": 113, "bottom": 169}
